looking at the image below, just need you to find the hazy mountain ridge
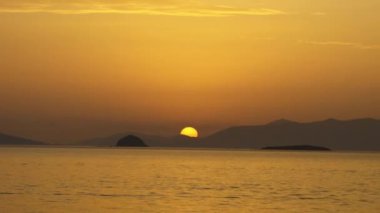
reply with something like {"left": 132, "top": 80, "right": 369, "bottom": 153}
{"left": 81, "top": 118, "right": 380, "bottom": 150}
{"left": 203, "top": 118, "right": 380, "bottom": 150}
{"left": 0, "top": 133, "right": 45, "bottom": 145}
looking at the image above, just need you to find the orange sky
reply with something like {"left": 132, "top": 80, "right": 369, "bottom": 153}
{"left": 0, "top": 0, "right": 379, "bottom": 143}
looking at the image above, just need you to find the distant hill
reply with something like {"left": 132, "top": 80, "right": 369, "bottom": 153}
{"left": 81, "top": 118, "right": 380, "bottom": 151}
{"left": 202, "top": 118, "right": 380, "bottom": 150}
{"left": 0, "top": 133, "right": 45, "bottom": 145}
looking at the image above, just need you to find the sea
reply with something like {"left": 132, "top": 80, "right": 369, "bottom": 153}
{"left": 0, "top": 147, "right": 379, "bottom": 212}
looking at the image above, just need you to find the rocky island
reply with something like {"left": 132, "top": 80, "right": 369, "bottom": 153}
{"left": 116, "top": 135, "right": 148, "bottom": 147}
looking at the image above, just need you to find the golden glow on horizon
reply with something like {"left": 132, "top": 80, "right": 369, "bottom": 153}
{"left": 180, "top": 127, "right": 199, "bottom": 138}
{"left": 0, "top": 0, "right": 379, "bottom": 143}
{"left": 0, "top": 1, "right": 287, "bottom": 17}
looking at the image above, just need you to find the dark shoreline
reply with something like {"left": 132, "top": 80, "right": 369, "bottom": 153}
{"left": 1, "top": 144, "right": 380, "bottom": 154}
{"left": 262, "top": 145, "right": 331, "bottom": 151}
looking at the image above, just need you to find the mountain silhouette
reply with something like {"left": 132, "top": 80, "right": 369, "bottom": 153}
{"left": 202, "top": 118, "right": 380, "bottom": 150}
{"left": 267, "top": 119, "right": 298, "bottom": 126}
{"left": 81, "top": 118, "right": 380, "bottom": 151}
{"left": 0, "top": 132, "right": 45, "bottom": 145}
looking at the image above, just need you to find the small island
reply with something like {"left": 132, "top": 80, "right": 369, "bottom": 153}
{"left": 116, "top": 135, "right": 148, "bottom": 147}
{"left": 261, "top": 145, "right": 331, "bottom": 151}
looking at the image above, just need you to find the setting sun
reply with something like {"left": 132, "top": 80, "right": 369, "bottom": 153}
{"left": 0, "top": 0, "right": 379, "bottom": 212}
{"left": 180, "top": 127, "right": 199, "bottom": 138}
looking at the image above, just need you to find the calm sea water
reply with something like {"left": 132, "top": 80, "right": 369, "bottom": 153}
{"left": 0, "top": 147, "right": 379, "bottom": 212}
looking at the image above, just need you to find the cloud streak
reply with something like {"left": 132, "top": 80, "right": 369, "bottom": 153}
{"left": 0, "top": 1, "right": 287, "bottom": 17}
{"left": 299, "top": 40, "right": 380, "bottom": 50}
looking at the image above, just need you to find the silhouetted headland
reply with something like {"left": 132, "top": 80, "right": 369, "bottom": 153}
{"left": 0, "top": 133, "right": 45, "bottom": 145}
{"left": 202, "top": 118, "right": 380, "bottom": 150}
{"left": 262, "top": 145, "right": 331, "bottom": 151}
{"left": 116, "top": 135, "right": 148, "bottom": 147}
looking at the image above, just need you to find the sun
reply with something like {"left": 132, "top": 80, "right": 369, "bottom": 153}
{"left": 180, "top": 127, "right": 199, "bottom": 138}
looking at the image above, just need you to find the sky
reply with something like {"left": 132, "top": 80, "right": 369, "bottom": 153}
{"left": 0, "top": 0, "right": 379, "bottom": 143}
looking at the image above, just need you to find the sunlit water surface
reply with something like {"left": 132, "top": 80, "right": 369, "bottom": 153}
{"left": 0, "top": 147, "right": 379, "bottom": 212}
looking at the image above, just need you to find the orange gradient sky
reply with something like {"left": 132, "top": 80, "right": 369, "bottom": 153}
{"left": 0, "top": 0, "right": 379, "bottom": 143}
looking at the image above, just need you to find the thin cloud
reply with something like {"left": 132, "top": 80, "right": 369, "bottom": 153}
{"left": 0, "top": 1, "right": 287, "bottom": 17}
{"left": 299, "top": 40, "right": 380, "bottom": 50}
